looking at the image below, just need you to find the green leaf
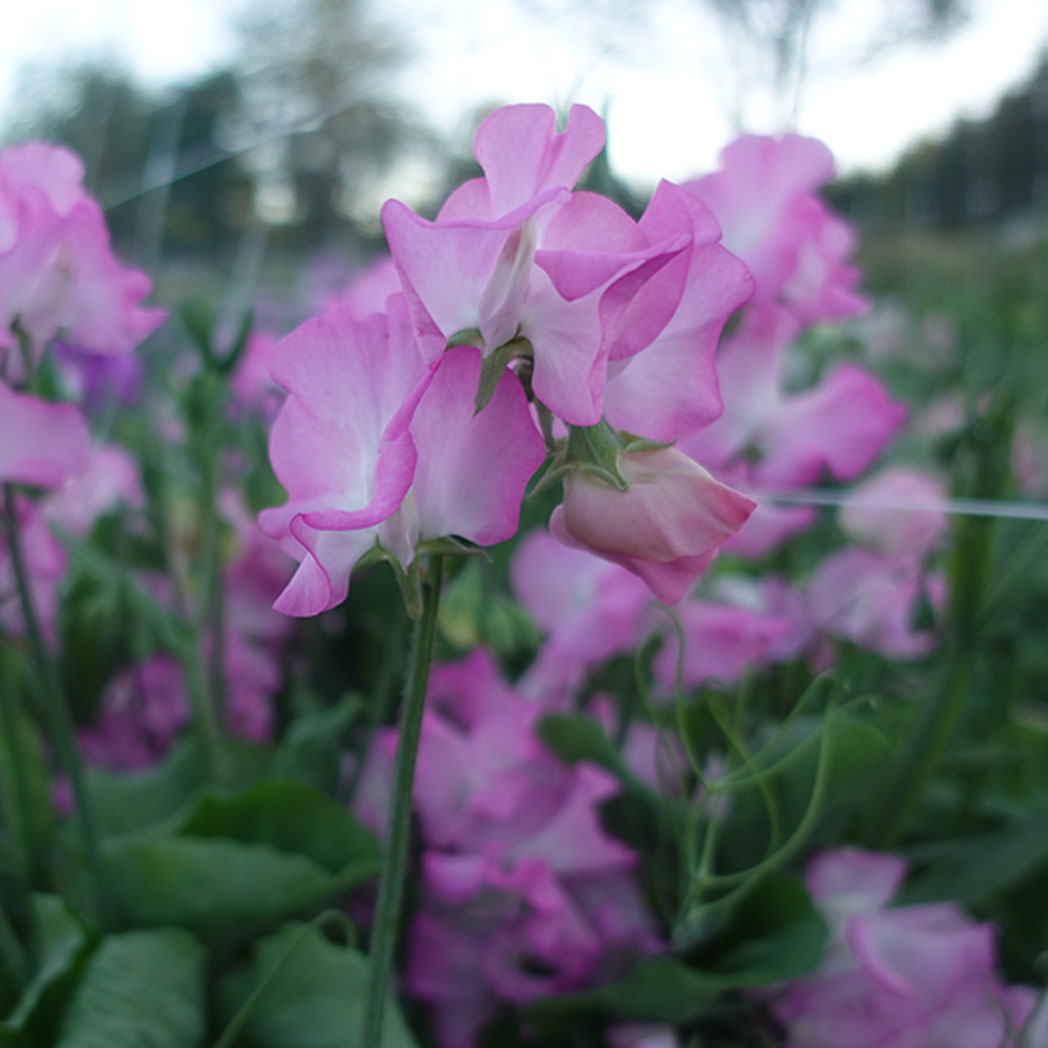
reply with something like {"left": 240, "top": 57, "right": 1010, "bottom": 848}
{"left": 216, "top": 923, "right": 418, "bottom": 1048}
{"left": 0, "top": 697, "right": 56, "bottom": 866}
{"left": 86, "top": 740, "right": 207, "bottom": 839}
{"left": 704, "top": 873, "right": 828, "bottom": 985}
{"left": 272, "top": 698, "right": 360, "bottom": 794}
{"left": 176, "top": 779, "right": 380, "bottom": 875}
{"left": 525, "top": 956, "right": 722, "bottom": 1026}
{"left": 899, "top": 806, "right": 1048, "bottom": 906}
{"left": 473, "top": 338, "right": 523, "bottom": 415}
{"left": 1, "top": 895, "right": 91, "bottom": 1043}
{"left": 538, "top": 713, "right": 632, "bottom": 780}
{"left": 56, "top": 928, "right": 205, "bottom": 1048}
{"left": 526, "top": 873, "right": 826, "bottom": 1027}
{"left": 95, "top": 837, "right": 361, "bottom": 944}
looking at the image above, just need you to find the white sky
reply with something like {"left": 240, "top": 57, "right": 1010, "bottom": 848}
{"left": 1, "top": 0, "right": 1046, "bottom": 198}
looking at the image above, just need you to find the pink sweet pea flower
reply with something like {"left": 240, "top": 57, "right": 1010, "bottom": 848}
{"left": 0, "top": 142, "right": 165, "bottom": 359}
{"left": 652, "top": 599, "right": 795, "bottom": 693}
{"left": 807, "top": 548, "right": 942, "bottom": 659}
{"left": 0, "top": 383, "right": 90, "bottom": 490}
{"left": 510, "top": 529, "right": 653, "bottom": 702}
{"left": 837, "top": 466, "right": 948, "bottom": 559}
{"left": 770, "top": 848, "right": 1040, "bottom": 1048}
{"left": 260, "top": 295, "right": 544, "bottom": 615}
{"left": 684, "top": 134, "right": 866, "bottom": 324}
{"left": 352, "top": 650, "right": 662, "bottom": 1048}
{"left": 44, "top": 443, "right": 144, "bottom": 534}
{"left": 384, "top": 105, "right": 743, "bottom": 428}
{"left": 550, "top": 446, "right": 755, "bottom": 605}
{"left": 680, "top": 305, "right": 906, "bottom": 557}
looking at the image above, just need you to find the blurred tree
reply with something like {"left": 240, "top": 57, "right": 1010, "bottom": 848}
{"left": 4, "top": 64, "right": 155, "bottom": 242}
{"left": 233, "top": 0, "right": 420, "bottom": 241}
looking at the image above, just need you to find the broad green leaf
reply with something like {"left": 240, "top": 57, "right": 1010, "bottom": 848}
{"left": 0, "top": 676, "right": 56, "bottom": 859}
{"left": 527, "top": 874, "right": 826, "bottom": 1027}
{"left": 56, "top": 928, "right": 205, "bottom": 1048}
{"left": 86, "top": 740, "right": 206, "bottom": 839}
{"left": 97, "top": 837, "right": 353, "bottom": 943}
{"left": 539, "top": 713, "right": 630, "bottom": 778}
{"left": 176, "top": 779, "right": 379, "bottom": 875}
{"left": 525, "top": 956, "right": 723, "bottom": 1026}
{"left": 1, "top": 895, "right": 91, "bottom": 1043}
{"left": 272, "top": 698, "right": 359, "bottom": 794}
{"left": 900, "top": 806, "right": 1048, "bottom": 906}
{"left": 703, "top": 873, "right": 828, "bottom": 985}
{"left": 216, "top": 923, "right": 418, "bottom": 1047}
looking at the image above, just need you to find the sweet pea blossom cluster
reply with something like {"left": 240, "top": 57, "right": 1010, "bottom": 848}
{"left": 261, "top": 103, "right": 760, "bottom": 612}
{"left": 354, "top": 651, "right": 660, "bottom": 1048}
{"left": 0, "top": 144, "right": 164, "bottom": 489}
{"left": 679, "top": 135, "right": 906, "bottom": 558}
{"left": 0, "top": 143, "right": 165, "bottom": 641}
{"left": 770, "top": 849, "right": 1043, "bottom": 1048}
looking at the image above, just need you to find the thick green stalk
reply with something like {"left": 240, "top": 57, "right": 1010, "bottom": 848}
{"left": 360, "top": 556, "right": 444, "bottom": 1046}
{"left": 2, "top": 485, "right": 113, "bottom": 929}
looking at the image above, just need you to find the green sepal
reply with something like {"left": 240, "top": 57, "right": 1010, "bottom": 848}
{"left": 473, "top": 337, "right": 532, "bottom": 415}
{"left": 446, "top": 328, "right": 484, "bottom": 350}
{"left": 566, "top": 419, "right": 630, "bottom": 490}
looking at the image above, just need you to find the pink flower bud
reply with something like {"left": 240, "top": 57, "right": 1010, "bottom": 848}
{"left": 550, "top": 447, "right": 755, "bottom": 605}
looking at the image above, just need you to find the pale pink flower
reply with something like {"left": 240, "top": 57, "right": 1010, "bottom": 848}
{"left": 807, "top": 548, "right": 942, "bottom": 659}
{"left": 684, "top": 134, "right": 866, "bottom": 324}
{"left": 383, "top": 105, "right": 748, "bottom": 428}
{"left": 837, "top": 466, "right": 948, "bottom": 559}
{"left": 652, "top": 598, "right": 795, "bottom": 693}
{"left": 550, "top": 446, "right": 755, "bottom": 605}
{"left": 44, "top": 443, "right": 144, "bottom": 535}
{"left": 510, "top": 529, "right": 653, "bottom": 701}
{"left": 0, "top": 383, "right": 90, "bottom": 490}
{"left": 680, "top": 305, "right": 906, "bottom": 557}
{"left": 0, "top": 142, "right": 165, "bottom": 359}
{"left": 771, "top": 848, "right": 1040, "bottom": 1048}
{"left": 260, "top": 296, "right": 544, "bottom": 615}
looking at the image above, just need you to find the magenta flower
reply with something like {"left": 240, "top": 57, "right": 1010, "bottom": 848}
{"left": 684, "top": 134, "right": 866, "bottom": 324}
{"left": 550, "top": 446, "right": 755, "bottom": 605}
{"left": 771, "top": 848, "right": 1040, "bottom": 1048}
{"left": 353, "top": 650, "right": 661, "bottom": 1048}
{"left": 0, "top": 142, "right": 165, "bottom": 359}
{"left": 260, "top": 297, "right": 544, "bottom": 615}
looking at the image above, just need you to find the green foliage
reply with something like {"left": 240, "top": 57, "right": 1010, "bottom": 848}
{"left": 216, "top": 922, "right": 418, "bottom": 1048}
{"left": 55, "top": 929, "right": 205, "bottom": 1048}
{"left": 0, "top": 896, "right": 91, "bottom": 1045}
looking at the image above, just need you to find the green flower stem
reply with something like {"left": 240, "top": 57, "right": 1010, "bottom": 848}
{"left": 199, "top": 454, "right": 227, "bottom": 734}
{"left": 361, "top": 555, "right": 444, "bottom": 1047}
{"left": 873, "top": 421, "right": 1001, "bottom": 847}
{"left": 0, "top": 655, "right": 38, "bottom": 887}
{"left": 2, "top": 485, "right": 113, "bottom": 929}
